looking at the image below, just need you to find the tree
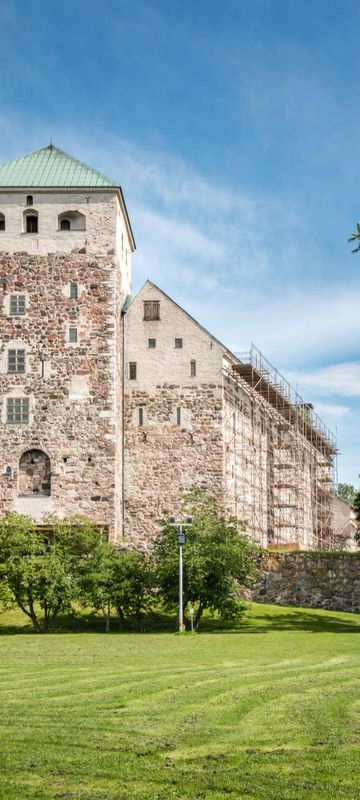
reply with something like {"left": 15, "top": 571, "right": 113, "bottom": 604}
{"left": 0, "top": 513, "right": 107, "bottom": 632}
{"left": 154, "top": 490, "right": 260, "bottom": 629}
{"left": 112, "top": 550, "right": 155, "bottom": 631}
{"left": 0, "top": 513, "right": 73, "bottom": 632}
{"left": 335, "top": 483, "right": 356, "bottom": 506}
{"left": 348, "top": 223, "right": 360, "bottom": 252}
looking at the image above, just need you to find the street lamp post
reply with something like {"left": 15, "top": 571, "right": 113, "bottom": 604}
{"left": 168, "top": 514, "right": 193, "bottom": 633}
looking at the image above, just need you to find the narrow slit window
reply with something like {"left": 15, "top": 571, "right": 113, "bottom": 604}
{"left": 69, "top": 327, "right": 78, "bottom": 343}
{"left": 176, "top": 407, "right": 181, "bottom": 426}
{"left": 26, "top": 195, "right": 33, "bottom": 207}
{"left": 129, "top": 362, "right": 137, "bottom": 380}
{"left": 8, "top": 349, "right": 25, "bottom": 374}
{"left": 70, "top": 282, "right": 78, "bottom": 300}
{"left": 7, "top": 397, "right": 29, "bottom": 424}
{"left": 143, "top": 300, "right": 160, "bottom": 321}
{"left": 175, "top": 338, "right": 183, "bottom": 349}
{"left": 190, "top": 360, "right": 196, "bottom": 377}
{"left": 148, "top": 338, "right": 156, "bottom": 349}
{"left": 9, "top": 294, "right": 26, "bottom": 315}
{"left": 138, "top": 407, "right": 144, "bottom": 427}
{"left": 0, "top": 214, "right": 5, "bottom": 231}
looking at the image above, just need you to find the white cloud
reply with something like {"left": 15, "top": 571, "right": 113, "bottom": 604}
{"left": 288, "top": 362, "right": 360, "bottom": 398}
{"left": 314, "top": 402, "right": 351, "bottom": 419}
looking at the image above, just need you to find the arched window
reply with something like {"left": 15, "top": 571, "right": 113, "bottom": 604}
{"left": 0, "top": 213, "right": 5, "bottom": 231}
{"left": 58, "top": 211, "right": 86, "bottom": 231}
{"left": 26, "top": 195, "right": 33, "bottom": 207}
{"left": 19, "top": 449, "right": 51, "bottom": 496}
{"left": 24, "top": 212, "right": 38, "bottom": 234}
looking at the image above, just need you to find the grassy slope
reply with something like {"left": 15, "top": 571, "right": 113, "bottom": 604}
{"left": 1, "top": 604, "right": 360, "bottom": 800}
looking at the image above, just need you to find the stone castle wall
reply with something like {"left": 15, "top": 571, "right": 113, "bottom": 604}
{"left": 0, "top": 250, "right": 120, "bottom": 533}
{"left": 254, "top": 551, "right": 360, "bottom": 612}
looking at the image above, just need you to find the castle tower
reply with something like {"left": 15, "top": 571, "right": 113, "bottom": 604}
{"left": 0, "top": 145, "right": 135, "bottom": 537}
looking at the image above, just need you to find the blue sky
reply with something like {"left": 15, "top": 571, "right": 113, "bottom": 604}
{"left": 1, "top": 0, "right": 360, "bottom": 484}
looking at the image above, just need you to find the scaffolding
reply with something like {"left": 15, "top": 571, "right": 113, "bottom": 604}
{"left": 223, "top": 344, "right": 337, "bottom": 550}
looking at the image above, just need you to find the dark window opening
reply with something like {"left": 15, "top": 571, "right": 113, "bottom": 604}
{"left": 129, "top": 362, "right": 137, "bottom": 380}
{"left": 0, "top": 214, "right": 5, "bottom": 231}
{"left": 7, "top": 397, "right": 29, "bottom": 424}
{"left": 10, "top": 294, "right": 26, "bottom": 315}
{"left": 176, "top": 407, "right": 181, "bottom": 426}
{"left": 26, "top": 215, "right": 38, "bottom": 233}
{"left": 70, "top": 282, "right": 78, "bottom": 299}
{"left": 138, "top": 407, "right": 144, "bottom": 426}
{"left": 190, "top": 360, "right": 196, "bottom": 377}
{"left": 26, "top": 195, "right": 33, "bottom": 207}
{"left": 148, "top": 338, "right": 156, "bottom": 349}
{"left": 60, "top": 219, "right": 71, "bottom": 231}
{"left": 8, "top": 349, "right": 25, "bottom": 374}
{"left": 143, "top": 300, "right": 160, "bottom": 321}
{"left": 175, "top": 338, "right": 183, "bottom": 349}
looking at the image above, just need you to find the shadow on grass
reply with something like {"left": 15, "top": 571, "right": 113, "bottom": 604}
{"left": 1, "top": 603, "right": 360, "bottom": 636}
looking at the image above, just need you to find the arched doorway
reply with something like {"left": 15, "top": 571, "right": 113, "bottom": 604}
{"left": 19, "top": 449, "right": 51, "bottom": 496}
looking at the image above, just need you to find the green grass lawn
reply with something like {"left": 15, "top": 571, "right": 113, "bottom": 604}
{"left": 1, "top": 603, "right": 360, "bottom": 800}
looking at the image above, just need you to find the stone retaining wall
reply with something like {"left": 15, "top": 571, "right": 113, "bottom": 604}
{"left": 254, "top": 551, "right": 360, "bottom": 613}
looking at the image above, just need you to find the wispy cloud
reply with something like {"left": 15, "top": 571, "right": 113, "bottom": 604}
{"left": 289, "top": 362, "right": 360, "bottom": 398}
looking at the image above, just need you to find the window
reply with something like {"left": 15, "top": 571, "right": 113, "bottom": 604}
{"left": 0, "top": 213, "right": 5, "bottom": 231}
{"left": 60, "top": 219, "right": 71, "bottom": 231}
{"left": 10, "top": 294, "right": 26, "bottom": 315}
{"left": 143, "top": 300, "right": 160, "bottom": 321}
{"left": 138, "top": 407, "right": 144, "bottom": 426}
{"left": 70, "top": 282, "right": 78, "bottom": 300}
{"left": 58, "top": 211, "right": 86, "bottom": 231}
{"left": 25, "top": 214, "right": 38, "bottom": 233}
{"left": 8, "top": 349, "right": 25, "bottom": 374}
{"left": 7, "top": 397, "right": 29, "bottom": 424}
{"left": 148, "top": 338, "right": 156, "bottom": 349}
{"left": 121, "top": 233, "right": 124, "bottom": 251}
{"left": 190, "top": 360, "right": 196, "bottom": 377}
{"left": 175, "top": 338, "right": 183, "bottom": 349}
{"left": 26, "top": 195, "right": 33, "bottom": 207}
{"left": 69, "top": 327, "right": 78, "bottom": 343}
{"left": 129, "top": 362, "right": 137, "bottom": 380}
{"left": 176, "top": 407, "right": 181, "bottom": 426}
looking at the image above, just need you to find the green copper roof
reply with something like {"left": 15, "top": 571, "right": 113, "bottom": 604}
{"left": 0, "top": 145, "right": 119, "bottom": 188}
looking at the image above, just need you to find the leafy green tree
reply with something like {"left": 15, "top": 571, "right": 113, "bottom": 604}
{"left": 0, "top": 513, "right": 73, "bottom": 632}
{"left": 154, "top": 490, "right": 260, "bottom": 629}
{"left": 335, "top": 483, "right": 356, "bottom": 506}
{"left": 75, "top": 539, "right": 118, "bottom": 632}
{"left": 112, "top": 550, "right": 155, "bottom": 631}
{"left": 348, "top": 223, "right": 360, "bottom": 252}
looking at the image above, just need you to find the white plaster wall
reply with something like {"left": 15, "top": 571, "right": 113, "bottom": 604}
{"left": 125, "top": 282, "right": 224, "bottom": 392}
{"left": 0, "top": 189, "right": 122, "bottom": 257}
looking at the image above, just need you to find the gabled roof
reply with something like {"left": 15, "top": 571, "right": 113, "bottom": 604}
{"left": 0, "top": 144, "right": 119, "bottom": 188}
{"left": 127, "top": 280, "right": 239, "bottom": 363}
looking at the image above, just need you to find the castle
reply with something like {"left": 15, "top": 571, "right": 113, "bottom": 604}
{"left": 0, "top": 145, "right": 337, "bottom": 549}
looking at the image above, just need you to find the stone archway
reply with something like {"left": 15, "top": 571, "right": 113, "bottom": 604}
{"left": 19, "top": 449, "right": 51, "bottom": 496}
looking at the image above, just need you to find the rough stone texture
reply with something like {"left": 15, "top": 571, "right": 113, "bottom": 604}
{"left": 254, "top": 551, "right": 360, "bottom": 612}
{"left": 19, "top": 449, "right": 51, "bottom": 496}
{"left": 0, "top": 251, "right": 122, "bottom": 534}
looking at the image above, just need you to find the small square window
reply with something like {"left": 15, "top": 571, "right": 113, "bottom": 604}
{"left": 144, "top": 300, "right": 160, "bottom": 321}
{"left": 190, "top": 360, "right": 196, "bottom": 377}
{"left": 7, "top": 397, "right": 29, "bottom": 424}
{"left": 129, "top": 362, "right": 137, "bottom": 380}
{"left": 69, "top": 327, "right": 78, "bottom": 343}
{"left": 70, "top": 282, "right": 78, "bottom": 300}
{"left": 175, "top": 338, "right": 183, "bottom": 349}
{"left": 176, "top": 407, "right": 181, "bottom": 426}
{"left": 9, "top": 295, "right": 26, "bottom": 315}
{"left": 138, "top": 407, "right": 144, "bottom": 426}
{"left": 148, "top": 338, "right": 156, "bottom": 349}
{"left": 8, "top": 349, "right": 25, "bottom": 374}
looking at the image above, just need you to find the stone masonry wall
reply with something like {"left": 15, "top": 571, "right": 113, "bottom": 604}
{"left": 0, "top": 251, "right": 119, "bottom": 532}
{"left": 254, "top": 551, "right": 360, "bottom": 612}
